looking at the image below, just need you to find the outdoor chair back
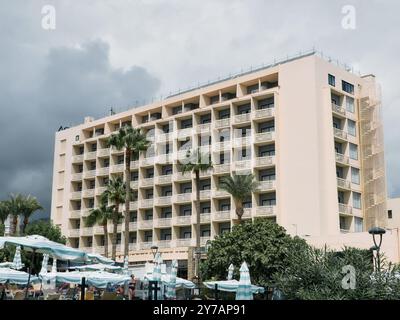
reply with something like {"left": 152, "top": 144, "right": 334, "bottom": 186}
{"left": 45, "top": 293, "right": 61, "bottom": 300}
{"left": 101, "top": 292, "right": 117, "bottom": 300}
{"left": 13, "top": 291, "right": 25, "bottom": 300}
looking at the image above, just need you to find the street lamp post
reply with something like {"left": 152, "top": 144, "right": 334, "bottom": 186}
{"left": 368, "top": 227, "right": 386, "bottom": 273}
{"left": 151, "top": 245, "right": 159, "bottom": 258}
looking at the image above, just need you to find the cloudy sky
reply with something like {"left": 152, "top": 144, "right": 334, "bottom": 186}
{"left": 0, "top": 0, "right": 399, "bottom": 220}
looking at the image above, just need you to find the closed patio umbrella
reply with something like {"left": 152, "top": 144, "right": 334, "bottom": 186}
{"left": 227, "top": 264, "right": 234, "bottom": 280}
{"left": 51, "top": 259, "right": 57, "bottom": 273}
{"left": 123, "top": 256, "right": 129, "bottom": 275}
{"left": 40, "top": 254, "right": 49, "bottom": 274}
{"left": 236, "top": 262, "right": 252, "bottom": 300}
{"left": 166, "top": 260, "right": 178, "bottom": 299}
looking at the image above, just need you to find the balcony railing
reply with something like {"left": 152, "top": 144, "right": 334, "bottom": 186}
{"left": 157, "top": 133, "right": 171, "bottom": 143}
{"left": 130, "top": 160, "right": 139, "bottom": 169}
{"left": 156, "top": 174, "right": 172, "bottom": 184}
{"left": 128, "top": 243, "right": 137, "bottom": 251}
{"left": 234, "top": 160, "right": 252, "bottom": 171}
{"left": 130, "top": 181, "right": 139, "bottom": 189}
{"left": 337, "top": 178, "right": 351, "bottom": 190}
{"left": 97, "top": 148, "right": 110, "bottom": 157}
{"left": 155, "top": 218, "right": 172, "bottom": 228}
{"left": 333, "top": 128, "right": 348, "bottom": 140}
{"left": 70, "top": 191, "right": 82, "bottom": 200}
{"left": 156, "top": 196, "right": 172, "bottom": 206}
{"left": 72, "top": 154, "right": 84, "bottom": 163}
{"left": 255, "top": 156, "right": 275, "bottom": 167}
{"left": 213, "top": 210, "right": 231, "bottom": 221}
{"left": 200, "top": 190, "right": 211, "bottom": 200}
{"left": 83, "top": 170, "right": 97, "bottom": 179}
{"left": 254, "top": 108, "right": 274, "bottom": 119}
{"left": 200, "top": 213, "right": 211, "bottom": 223}
{"left": 81, "top": 209, "right": 91, "bottom": 217}
{"left": 257, "top": 180, "right": 276, "bottom": 191}
{"left": 175, "top": 171, "right": 192, "bottom": 181}
{"left": 157, "top": 240, "right": 172, "bottom": 248}
{"left": 255, "top": 206, "right": 275, "bottom": 217}
{"left": 339, "top": 203, "right": 352, "bottom": 215}
{"left": 129, "top": 201, "right": 138, "bottom": 210}
{"left": 199, "top": 169, "right": 213, "bottom": 177}
{"left": 111, "top": 164, "right": 124, "bottom": 173}
{"left": 85, "top": 152, "right": 97, "bottom": 160}
{"left": 214, "top": 141, "right": 231, "bottom": 152}
{"left": 70, "top": 210, "right": 81, "bottom": 219}
{"left": 93, "top": 226, "right": 104, "bottom": 234}
{"left": 141, "top": 157, "right": 155, "bottom": 166}
{"left": 197, "top": 123, "right": 211, "bottom": 133}
{"left": 213, "top": 163, "right": 230, "bottom": 174}
{"left": 80, "top": 227, "right": 93, "bottom": 236}
{"left": 174, "top": 215, "right": 192, "bottom": 225}
{"left": 332, "top": 103, "right": 346, "bottom": 116}
{"left": 96, "top": 167, "right": 109, "bottom": 176}
{"left": 176, "top": 239, "right": 193, "bottom": 247}
{"left": 176, "top": 193, "right": 192, "bottom": 202}
{"left": 82, "top": 189, "right": 95, "bottom": 198}
{"left": 234, "top": 113, "right": 251, "bottom": 124}
{"left": 139, "top": 220, "right": 153, "bottom": 229}
{"left": 140, "top": 177, "right": 154, "bottom": 187}
{"left": 335, "top": 153, "right": 349, "bottom": 165}
{"left": 255, "top": 131, "right": 275, "bottom": 143}
{"left": 140, "top": 199, "right": 154, "bottom": 208}
{"left": 200, "top": 237, "right": 211, "bottom": 246}
{"left": 129, "top": 222, "right": 137, "bottom": 230}
{"left": 68, "top": 229, "right": 80, "bottom": 237}
{"left": 234, "top": 136, "right": 251, "bottom": 147}
{"left": 214, "top": 190, "right": 230, "bottom": 197}
{"left": 214, "top": 118, "right": 230, "bottom": 128}
{"left": 178, "top": 128, "right": 193, "bottom": 138}
{"left": 71, "top": 173, "right": 83, "bottom": 181}
{"left": 139, "top": 242, "right": 153, "bottom": 250}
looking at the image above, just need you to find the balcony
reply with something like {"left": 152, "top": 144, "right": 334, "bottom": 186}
{"left": 128, "top": 243, "right": 137, "bottom": 251}
{"left": 80, "top": 227, "right": 93, "bottom": 236}
{"left": 176, "top": 239, "right": 193, "bottom": 247}
{"left": 332, "top": 103, "right": 346, "bottom": 116}
{"left": 85, "top": 151, "right": 97, "bottom": 160}
{"left": 255, "top": 206, "right": 275, "bottom": 217}
{"left": 234, "top": 113, "right": 251, "bottom": 124}
{"left": 72, "top": 154, "right": 84, "bottom": 163}
{"left": 129, "top": 201, "right": 138, "bottom": 210}
{"left": 213, "top": 164, "right": 230, "bottom": 174}
{"left": 139, "top": 220, "right": 153, "bottom": 229}
{"left": 71, "top": 173, "right": 83, "bottom": 181}
{"left": 175, "top": 172, "right": 192, "bottom": 181}
{"left": 234, "top": 160, "right": 251, "bottom": 171}
{"left": 257, "top": 180, "right": 276, "bottom": 192}
{"left": 333, "top": 128, "right": 347, "bottom": 141}
{"left": 111, "top": 146, "right": 124, "bottom": 154}
{"left": 199, "top": 168, "right": 212, "bottom": 177}
{"left": 214, "top": 141, "right": 231, "bottom": 152}
{"left": 242, "top": 208, "right": 252, "bottom": 219}
{"left": 130, "top": 160, "right": 139, "bottom": 169}
{"left": 337, "top": 178, "right": 351, "bottom": 190}
{"left": 255, "top": 131, "right": 275, "bottom": 143}
{"left": 200, "top": 190, "right": 211, "bottom": 200}
{"left": 141, "top": 157, "right": 155, "bottom": 167}
{"left": 156, "top": 175, "right": 172, "bottom": 184}
{"left": 254, "top": 156, "right": 275, "bottom": 167}
{"left": 129, "top": 222, "right": 137, "bottom": 230}
{"left": 68, "top": 229, "right": 80, "bottom": 238}
{"left": 335, "top": 153, "right": 349, "bottom": 165}
{"left": 200, "top": 213, "right": 211, "bottom": 223}
{"left": 140, "top": 199, "right": 154, "bottom": 208}
{"left": 81, "top": 209, "right": 91, "bottom": 217}
{"left": 70, "top": 210, "right": 81, "bottom": 219}
{"left": 93, "top": 226, "right": 104, "bottom": 234}
{"left": 155, "top": 196, "right": 172, "bottom": 206}
{"left": 83, "top": 170, "right": 96, "bottom": 179}
{"left": 214, "top": 118, "right": 230, "bottom": 128}
{"left": 174, "top": 215, "right": 193, "bottom": 225}
{"left": 200, "top": 236, "right": 211, "bottom": 246}
{"left": 111, "top": 164, "right": 124, "bottom": 173}
{"left": 157, "top": 240, "right": 172, "bottom": 248}
{"left": 94, "top": 246, "right": 105, "bottom": 254}
{"left": 97, "top": 148, "right": 110, "bottom": 157}
{"left": 155, "top": 218, "right": 172, "bottom": 228}
{"left": 139, "top": 242, "right": 153, "bottom": 250}
{"left": 234, "top": 136, "right": 251, "bottom": 147}
{"left": 130, "top": 181, "right": 139, "bottom": 189}
{"left": 197, "top": 123, "right": 211, "bottom": 133}
{"left": 158, "top": 133, "right": 172, "bottom": 143}
{"left": 254, "top": 108, "right": 274, "bottom": 119}
{"left": 140, "top": 177, "right": 154, "bottom": 187}
{"left": 214, "top": 190, "right": 229, "bottom": 197}
{"left": 82, "top": 189, "right": 95, "bottom": 198}
{"left": 176, "top": 193, "right": 192, "bottom": 203}
{"left": 339, "top": 203, "right": 352, "bottom": 215}
{"left": 213, "top": 211, "right": 231, "bottom": 221}
{"left": 96, "top": 167, "right": 109, "bottom": 176}
{"left": 70, "top": 191, "right": 82, "bottom": 200}
{"left": 178, "top": 128, "right": 193, "bottom": 138}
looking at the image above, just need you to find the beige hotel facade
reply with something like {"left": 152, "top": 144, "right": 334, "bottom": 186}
{"left": 51, "top": 52, "right": 391, "bottom": 272}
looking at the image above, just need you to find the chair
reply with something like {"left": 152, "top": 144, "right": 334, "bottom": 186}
{"left": 45, "top": 293, "right": 61, "bottom": 300}
{"left": 13, "top": 291, "right": 25, "bottom": 300}
{"left": 85, "top": 291, "right": 95, "bottom": 300}
{"left": 101, "top": 292, "right": 117, "bottom": 300}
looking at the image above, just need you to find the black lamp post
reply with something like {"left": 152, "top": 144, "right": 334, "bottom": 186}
{"left": 150, "top": 245, "right": 159, "bottom": 258}
{"left": 368, "top": 227, "right": 386, "bottom": 272}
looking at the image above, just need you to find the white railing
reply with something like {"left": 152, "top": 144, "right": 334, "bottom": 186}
{"left": 178, "top": 128, "right": 193, "bottom": 138}
{"left": 82, "top": 189, "right": 95, "bottom": 198}
{"left": 93, "top": 226, "right": 104, "bottom": 234}
{"left": 214, "top": 190, "right": 230, "bottom": 197}
{"left": 255, "top": 132, "right": 275, "bottom": 143}
{"left": 234, "top": 136, "right": 251, "bottom": 147}
{"left": 130, "top": 181, "right": 139, "bottom": 189}
{"left": 129, "top": 201, "right": 138, "bottom": 210}
{"left": 200, "top": 237, "right": 211, "bottom": 246}
{"left": 157, "top": 240, "right": 172, "bottom": 248}
{"left": 130, "top": 160, "right": 139, "bottom": 169}
{"left": 214, "top": 118, "right": 230, "bottom": 128}
{"left": 129, "top": 222, "right": 137, "bottom": 230}
{"left": 255, "top": 206, "right": 275, "bottom": 216}
{"left": 339, "top": 203, "right": 352, "bottom": 215}
{"left": 111, "top": 164, "right": 124, "bottom": 173}
{"left": 96, "top": 167, "right": 109, "bottom": 176}
{"left": 83, "top": 170, "right": 97, "bottom": 179}
{"left": 175, "top": 172, "right": 192, "bottom": 181}
{"left": 156, "top": 196, "right": 172, "bottom": 206}
{"left": 156, "top": 175, "right": 172, "bottom": 184}
{"left": 254, "top": 108, "right": 274, "bottom": 119}
{"left": 199, "top": 169, "right": 212, "bottom": 177}
{"left": 332, "top": 103, "right": 346, "bottom": 116}
{"left": 197, "top": 123, "right": 211, "bottom": 133}
{"left": 333, "top": 128, "right": 348, "bottom": 140}
{"left": 68, "top": 229, "right": 80, "bottom": 237}
{"left": 81, "top": 209, "right": 91, "bottom": 217}
{"left": 140, "top": 177, "right": 154, "bottom": 187}
{"left": 139, "top": 220, "right": 153, "bottom": 229}
{"left": 234, "top": 160, "right": 252, "bottom": 171}
{"left": 214, "top": 164, "right": 230, "bottom": 174}
{"left": 200, "top": 190, "right": 211, "bottom": 200}
{"left": 140, "top": 199, "right": 154, "bottom": 208}
{"left": 174, "top": 215, "right": 193, "bottom": 225}
{"left": 176, "top": 239, "right": 193, "bottom": 247}
{"left": 80, "top": 227, "right": 93, "bottom": 236}
{"left": 234, "top": 113, "right": 251, "bottom": 124}
{"left": 71, "top": 173, "right": 83, "bottom": 181}
{"left": 72, "top": 154, "right": 84, "bottom": 162}
{"left": 155, "top": 218, "right": 172, "bottom": 228}
{"left": 85, "top": 151, "right": 97, "bottom": 160}
{"left": 70, "top": 191, "right": 82, "bottom": 200}
{"left": 214, "top": 141, "right": 231, "bottom": 151}
{"left": 257, "top": 180, "right": 276, "bottom": 191}
{"left": 176, "top": 193, "right": 192, "bottom": 202}
{"left": 337, "top": 178, "right": 351, "bottom": 190}
{"left": 335, "top": 153, "right": 349, "bottom": 165}
{"left": 97, "top": 148, "right": 110, "bottom": 157}
{"left": 141, "top": 157, "right": 155, "bottom": 166}
{"left": 254, "top": 156, "right": 275, "bottom": 167}
{"left": 213, "top": 211, "right": 231, "bottom": 220}
{"left": 139, "top": 242, "right": 153, "bottom": 250}
{"left": 70, "top": 210, "right": 81, "bottom": 218}
{"left": 158, "top": 133, "right": 172, "bottom": 143}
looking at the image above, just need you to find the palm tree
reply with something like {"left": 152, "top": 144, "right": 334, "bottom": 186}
{"left": 180, "top": 148, "right": 213, "bottom": 284}
{"left": 108, "top": 125, "right": 150, "bottom": 258}
{"left": 85, "top": 194, "right": 113, "bottom": 257}
{"left": 20, "top": 195, "right": 43, "bottom": 234}
{"left": 0, "top": 201, "right": 9, "bottom": 226}
{"left": 6, "top": 194, "right": 24, "bottom": 235}
{"left": 219, "top": 173, "right": 259, "bottom": 222}
{"left": 103, "top": 177, "right": 126, "bottom": 260}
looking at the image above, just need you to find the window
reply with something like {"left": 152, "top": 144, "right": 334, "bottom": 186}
{"left": 346, "top": 97, "right": 355, "bottom": 113}
{"left": 201, "top": 206, "right": 211, "bottom": 213}
{"left": 349, "top": 143, "right": 358, "bottom": 160}
{"left": 328, "top": 74, "right": 335, "bottom": 86}
{"left": 348, "top": 120, "right": 356, "bottom": 136}
{"left": 75, "top": 135, "right": 80, "bottom": 141}
{"left": 219, "top": 109, "right": 230, "bottom": 119}
{"left": 351, "top": 167, "right": 360, "bottom": 185}
{"left": 354, "top": 217, "right": 363, "bottom": 232}
{"left": 342, "top": 81, "right": 354, "bottom": 94}
{"left": 388, "top": 210, "right": 393, "bottom": 219}
{"left": 220, "top": 203, "right": 231, "bottom": 211}
{"left": 353, "top": 192, "right": 361, "bottom": 209}
{"left": 201, "top": 230, "right": 211, "bottom": 237}
{"left": 183, "top": 231, "right": 192, "bottom": 239}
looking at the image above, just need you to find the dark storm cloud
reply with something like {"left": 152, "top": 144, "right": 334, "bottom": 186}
{"left": 0, "top": 38, "right": 160, "bottom": 219}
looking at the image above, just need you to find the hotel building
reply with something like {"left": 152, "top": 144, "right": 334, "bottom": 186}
{"left": 51, "top": 52, "right": 388, "bottom": 274}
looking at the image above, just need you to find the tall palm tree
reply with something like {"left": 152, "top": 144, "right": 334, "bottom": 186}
{"left": 180, "top": 148, "right": 213, "bottom": 284}
{"left": 20, "top": 195, "right": 43, "bottom": 234}
{"left": 108, "top": 125, "right": 150, "bottom": 258}
{"left": 85, "top": 194, "right": 113, "bottom": 257}
{"left": 0, "top": 201, "right": 9, "bottom": 226}
{"left": 219, "top": 173, "right": 259, "bottom": 222}
{"left": 103, "top": 177, "right": 126, "bottom": 260}
{"left": 6, "top": 194, "right": 24, "bottom": 235}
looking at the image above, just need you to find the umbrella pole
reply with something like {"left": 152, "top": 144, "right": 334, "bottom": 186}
{"left": 214, "top": 283, "right": 219, "bottom": 300}
{"left": 24, "top": 249, "right": 36, "bottom": 299}
{"left": 81, "top": 277, "right": 86, "bottom": 300}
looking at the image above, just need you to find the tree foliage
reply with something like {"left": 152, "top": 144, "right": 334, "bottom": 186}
{"left": 24, "top": 220, "right": 66, "bottom": 244}
{"left": 201, "top": 218, "right": 308, "bottom": 287}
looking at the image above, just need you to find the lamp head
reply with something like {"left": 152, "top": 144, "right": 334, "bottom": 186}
{"left": 368, "top": 227, "right": 386, "bottom": 235}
